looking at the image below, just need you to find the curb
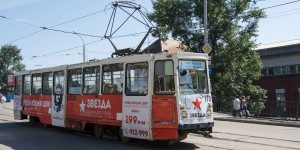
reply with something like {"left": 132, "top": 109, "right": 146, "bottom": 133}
{"left": 215, "top": 117, "right": 300, "bottom": 128}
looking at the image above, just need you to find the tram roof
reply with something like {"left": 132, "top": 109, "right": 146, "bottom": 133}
{"left": 15, "top": 52, "right": 208, "bottom": 75}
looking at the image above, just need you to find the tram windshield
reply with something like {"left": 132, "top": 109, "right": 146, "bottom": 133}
{"left": 178, "top": 60, "right": 208, "bottom": 94}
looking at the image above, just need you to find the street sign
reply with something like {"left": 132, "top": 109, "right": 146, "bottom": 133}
{"left": 202, "top": 43, "right": 212, "bottom": 54}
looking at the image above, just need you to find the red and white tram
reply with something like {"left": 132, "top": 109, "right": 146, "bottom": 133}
{"left": 13, "top": 52, "right": 214, "bottom": 142}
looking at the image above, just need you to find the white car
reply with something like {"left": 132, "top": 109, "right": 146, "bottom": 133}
{"left": 0, "top": 94, "right": 6, "bottom": 103}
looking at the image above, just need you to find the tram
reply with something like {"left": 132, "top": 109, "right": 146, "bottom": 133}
{"left": 13, "top": 52, "right": 214, "bottom": 142}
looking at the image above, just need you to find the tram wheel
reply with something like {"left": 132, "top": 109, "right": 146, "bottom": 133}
{"left": 119, "top": 128, "right": 132, "bottom": 143}
{"left": 29, "top": 116, "right": 34, "bottom": 124}
{"left": 94, "top": 124, "right": 103, "bottom": 138}
{"left": 29, "top": 116, "right": 39, "bottom": 125}
{"left": 42, "top": 124, "right": 49, "bottom": 128}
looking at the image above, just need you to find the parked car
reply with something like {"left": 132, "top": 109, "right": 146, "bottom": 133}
{"left": 0, "top": 93, "right": 7, "bottom": 103}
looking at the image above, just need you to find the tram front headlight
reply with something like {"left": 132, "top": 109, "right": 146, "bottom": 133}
{"left": 180, "top": 104, "right": 188, "bottom": 119}
{"left": 206, "top": 103, "right": 213, "bottom": 117}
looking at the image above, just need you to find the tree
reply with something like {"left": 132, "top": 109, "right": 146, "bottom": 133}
{"left": 0, "top": 44, "right": 26, "bottom": 88}
{"left": 149, "top": 0, "right": 267, "bottom": 111}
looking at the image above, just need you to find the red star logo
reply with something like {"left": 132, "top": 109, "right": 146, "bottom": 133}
{"left": 192, "top": 97, "right": 202, "bottom": 110}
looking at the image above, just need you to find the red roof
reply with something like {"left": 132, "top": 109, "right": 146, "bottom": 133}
{"left": 143, "top": 39, "right": 191, "bottom": 54}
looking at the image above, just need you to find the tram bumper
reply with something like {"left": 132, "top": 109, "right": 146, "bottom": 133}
{"left": 178, "top": 122, "right": 214, "bottom": 132}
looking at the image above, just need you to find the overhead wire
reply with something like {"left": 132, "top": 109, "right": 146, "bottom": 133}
{"left": 3, "top": 7, "right": 112, "bottom": 44}
{"left": 267, "top": 7, "right": 300, "bottom": 16}
{"left": 261, "top": 0, "right": 300, "bottom": 10}
{"left": 22, "top": 31, "right": 149, "bottom": 62}
{"left": 266, "top": 11, "right": 300, "bottom": 19}
{"left": 2, "top": 6, "right": 149, "bottom": 55}
{"left": 0, "top": 15, "right": 40, "bottom": 28}
{"left": 3, "top": 2, "right": 154, "bottom": 64}
{"left": 261, "top": 2, "right": 300, "bottom": 19}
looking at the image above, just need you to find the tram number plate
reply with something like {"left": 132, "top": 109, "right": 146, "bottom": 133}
{"left": 129, "top": 129, "right": 148, "bottom": 137}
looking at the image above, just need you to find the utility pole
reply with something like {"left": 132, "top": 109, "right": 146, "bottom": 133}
{"left": 204, "top": 0, "right": 208, "bottom": 45}
{"left": 73, "top": 32, "right": 86, "bottom": 63}
{"left": 201, "top": 0, "right": 211, "bottom": 54}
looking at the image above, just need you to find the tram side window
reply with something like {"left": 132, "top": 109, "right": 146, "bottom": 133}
{"left": 102, "top": 63, "right": 123, "bottom": 94}
{"left": 83, "top": 66, "right": 100, "bottom": 94}
{"left": 42, "top": 72, "right": 53, "bottom": 95}
{"left": 126, "top": 62, "right": 148, "bottom": 95}
{"left": 154, "top": 60, "right": 175, "bottom": 95}
{"left": 23, "top": 75, "right": 31, "bottom": 95}
{"left": 14, "top": 76, "right": 22, "bottom": 95}
{"left": 32, "top": 73, "right": 42, "bottom": 95}
{"left": 54, "top": 71, "right": 64, "bottom": 94}
{"left": 68, "top": 68, "right": 82, "bottom": 94}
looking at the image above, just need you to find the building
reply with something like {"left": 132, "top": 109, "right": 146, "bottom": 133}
{"left": 255, "top": 39, "right": 300, "bottom": 117}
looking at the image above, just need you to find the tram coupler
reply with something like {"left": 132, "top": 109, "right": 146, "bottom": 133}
{"left": 200, "top": 131, "right": 212, "bottom": 138}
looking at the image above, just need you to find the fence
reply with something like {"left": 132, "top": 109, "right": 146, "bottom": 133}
{"left": 213, "top": 99, "right": 300, "bottom": 121}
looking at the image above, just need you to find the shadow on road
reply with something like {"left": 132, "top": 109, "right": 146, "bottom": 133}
{"left": 0, "top": 121, "right": 199, "bottom": 150}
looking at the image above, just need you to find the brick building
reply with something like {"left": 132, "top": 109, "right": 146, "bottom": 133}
{"left": 255, "top": 39, "right": 300, "bottom": 117}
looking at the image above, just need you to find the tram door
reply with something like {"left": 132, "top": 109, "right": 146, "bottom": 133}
{"left": 122, "top": 62, "right": 152, "bottom": 140}
{"left": 51, "top": 71, "right": 66, "bottom": 127}
{"left": 152, "top": 60, "right": 177, "bottom": 140}
{"left": 13, "top": 76, "right": 23, "bottom": 120}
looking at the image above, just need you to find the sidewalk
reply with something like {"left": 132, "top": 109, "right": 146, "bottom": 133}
{"left": 2, "top": 101, "right": 300, "bottom": 128}
{"left": 214, "top": 112, "right": 300, "bottom": 128}
{"left": 0, "top": 101, "right": 14, "bottom": 121}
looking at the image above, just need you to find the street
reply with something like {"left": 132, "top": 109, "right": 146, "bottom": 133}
{"left": 185, "top": 121, "right": 300, "bottom": 150}
{"left": 1, "top": 103, "right": 300, "bottom": 150}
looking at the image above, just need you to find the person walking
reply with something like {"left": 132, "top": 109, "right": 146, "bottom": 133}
{"left": 240, "top": 96, "right": 250, "bottom": 118}
{"left": 233, "top": 96, "right": 241, "bottom": 117}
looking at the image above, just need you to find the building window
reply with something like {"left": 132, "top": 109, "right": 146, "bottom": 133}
{"left": 289, "top": 65, "right": 297, "bottom": 74}
{"left": 274, "top": 67, "right": 282, "bottom": 75}
{"left": 262, "top": 69, "right": 267, "bottom": 76}
{"left": 267, "top": 68, "right": 274, "bottom": 76}
{"left": 297, "top": 65, "right": 300, "bottom": 73}
{"left": 282, "top": 66, "right": 289, "bottom": 75}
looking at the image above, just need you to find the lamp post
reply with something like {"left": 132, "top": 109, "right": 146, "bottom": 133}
{"left": 73, "top": 31, "right": 86, "bottom": 63}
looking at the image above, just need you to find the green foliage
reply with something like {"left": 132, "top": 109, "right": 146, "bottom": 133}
{"left": 149, "top": 0, "right": 267, "bottom": 109}
{"left": 0, "top": 44, "right": 26, "bottom": 87}
{"left": 250, "top": 101, "right": 265, "bottom": 116}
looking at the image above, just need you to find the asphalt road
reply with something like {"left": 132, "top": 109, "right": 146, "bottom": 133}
{"left": 1, "top": 102, "right": 300, "bottom": 150}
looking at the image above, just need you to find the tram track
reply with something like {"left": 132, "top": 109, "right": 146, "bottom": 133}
{"left": 189, "top": 132, "right": 300, "bottom": 150}
{"left": 214, "top": 131, "right": 300, "bottom": 143}
{"left": 5, "top": 121, "right": 300, "bottom": 150}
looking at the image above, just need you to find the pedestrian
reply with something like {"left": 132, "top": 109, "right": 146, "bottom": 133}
{"left": 240, "top": 96, "right": 250, "bottom": 118}
{"left": 233, "top": 96, "right": 241, "bottom": 117}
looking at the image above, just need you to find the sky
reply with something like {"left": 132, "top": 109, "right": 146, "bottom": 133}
{"left": 1, "top": 0, "right": 300, "bottom": 70}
